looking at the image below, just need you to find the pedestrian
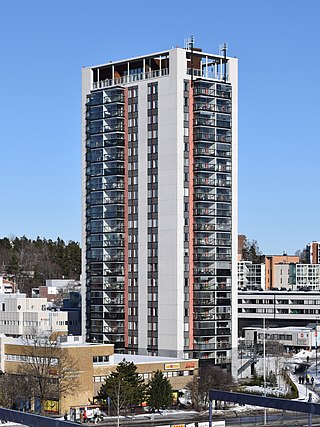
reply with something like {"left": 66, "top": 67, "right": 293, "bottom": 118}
{"left": 64, "top": 413, "right": 68, "bottom": 421}
{"left": 311, "top": 376, "right": 315, "bottom": 386}
{"left": 298, "top": 376, "right": 301, "bottom": 384}
{"left": 307, "top": 374, "right": 310, "bottom": 384}
{"left": 83, "top": 409, "right": 87, "bottom": 423}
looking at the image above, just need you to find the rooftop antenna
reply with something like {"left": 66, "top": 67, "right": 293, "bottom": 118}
{"left": 219, "top": 42, "right": 228, "bottom": 82}
{"left": 185, "top": 36, "right": 195, "bottom": 86}
{"left": 184, "top": 35, "right": 195, "bottom": 50}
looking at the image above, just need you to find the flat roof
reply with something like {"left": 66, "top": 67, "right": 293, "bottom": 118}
{"left": 244, "top": 326, "right": 314, "bottom": 332}
{"left": 113, "top": 353, "right": 197, "bottom": 365}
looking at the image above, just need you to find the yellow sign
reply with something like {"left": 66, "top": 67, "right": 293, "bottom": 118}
{"left": 164, "top": 363, "right": 180, "bottom": 370}
{"left": 44, "top": 399, "right": 59, "bottom": 413}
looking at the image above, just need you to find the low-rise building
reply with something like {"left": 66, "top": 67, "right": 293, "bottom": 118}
{"left": 0, "top": 277, "right": 15, "bottom": 294}
{"left": 265, "top": 254, "right": 299, "bottom": 289}
{"left": 0, "top": 335, "right": 198, "bottom": 415}
{"left": 243, "top": 325, "right": 318, "bottom": 351}
{"left": 238, "top": 261, "right": 265, "bottom": 290}
{"left": 238, "top": 290, "right": 320, "bottom": 331}
{"left": 0, "top": 293, "right": 68, "bottom": 338}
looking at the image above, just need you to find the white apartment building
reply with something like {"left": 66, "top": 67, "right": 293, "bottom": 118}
{"left": 0, "top": 277, "right": 15, "bottom": 294}
{"left": 238, "top": 261, "right": 265, "bottom": 290}
{"left": 238, "top": 290, "right": 320, "bottom": 331}
{"left": 82, "top": 41, "right": 238, "bottom": 367}
{"left": 0, "top": 294, "right": 68, "bottom": 338}
{"left": 294, "top": 264, "right": 320, "bottom": 290}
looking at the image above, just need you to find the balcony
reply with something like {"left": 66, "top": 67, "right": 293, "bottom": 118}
{"left": 103, "top": 152, "right": 125, "bottom": 161}
{"left": 194, "top": 193, "right": 216, "bottom": 202}
{"left": 194, "top": 237, "right": 215, "bottom": 246}
{"left": 104, "top": 267, "right": 124, "bottom": 276}
{"left": 103, "top": 95, "right": 125, "bottom": 104}
{"left": 194, "top": 162, "right": 215, "bottom": 171}
{"left": 194, "top": 268, "right": 215, "bottom": 276}
{"left": 104, "top": 167, "right": 125, "bottom": 176}
{"left": 194, "top": 299, "right": 216, "bottom": 306}
{"left": 194, "top": 223, "right": 215, "bottom": 231}
{"left": 104, "top": 124, "right": 124, "bottom": 133}
{"left": 216, "top": 164, "right": 231, "bottom": 172}
{"left": 194, "top": 132, "right": 215, "bottom": 142}
{"left": 194, "top": 178, "right": 215, "bottom": 186}
{"left": 215, "top": 89, "right": 231, "bottom": 99}
{"left": 92, "top": 68, "right": 169, "bottom": 90}
{"left": 216, "top": 120, "right": 231, "bottom": 129}
{"left": 193, "top": 87, "right": 215, "bottom": 97}
{"left": 194, "top": 148, "right": 215, "bottom": 156}
{"left": 194, "top": 103, "right": 215, "bottom": 113}
{"left": 195, "top": 253, "right": 216, "bottom": 261}
{"left": 216, "top": 239, "right": 231, "bottom": 246}
{"left": 103, "top": 196, "right": 125, "bottom": 205}
{"left": 103, "top": 239, "right": 125, "bottom": 247}
{"left": 215, "top": 179, "right": 231, "bottom": 188}
{"left": 216, "top": 194, "right": 231, "bottom": 202}
{"left": 104, "top": 109, "right": 125, "bottom": 118}
{"left": 216, "top": 134, "right": 231, "bottom": 143}
{"left": 103, "top": 181, "right": 124, "bottom": 190}
{"left": 187, "top": 69, "right": 229, "bottom": 82}
{"left": 194, "top": 208, "right": 215, "bottom": 217}
{"left": 103, "top": 283, "right": 124, "bottom": 291}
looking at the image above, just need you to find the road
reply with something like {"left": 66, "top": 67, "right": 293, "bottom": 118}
{"left": 93, "top": 410, "right": 320, "bottom": 427}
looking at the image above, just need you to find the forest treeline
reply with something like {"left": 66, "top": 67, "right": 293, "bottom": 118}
{"left": 0, "top": 236, "right": 81, "bottom": 295}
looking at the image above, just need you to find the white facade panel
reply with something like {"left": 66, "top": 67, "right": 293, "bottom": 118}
{"left": 157, "top": 49, "right": 186, "bottom": 357}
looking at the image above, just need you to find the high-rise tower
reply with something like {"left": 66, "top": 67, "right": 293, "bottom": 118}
{"left": 82, "top": 43, "right": 238, "bottom": 367}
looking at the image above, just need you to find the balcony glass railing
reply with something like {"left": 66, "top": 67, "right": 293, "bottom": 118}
{"left": 194, "top": 239, "right": 231, "bottom": 249}
{"left": 194, "top": 148, "right": 215, "bottom": 156}
{"left": 216, "top": 120, "right": 231, "bottom": 129}
{"left": 104, "top": 167, "right": 125, "bottom": 176}
{"left": 194, "top": 162, "right": 215, "bottom": 171}
{"left": 103, "top": 95, "right": 125, "bottom": 104}
{"left": 194, "top": 178, "right": 215, "bottom": 186}
{"left": 194, "top": 193, "right": 216, "bottom": 202}
{"left": 92, "top": 68, "right": 169, "bottom": 90}
{"left": 216, "top": 135, "right": 231, "bottom": 143}
{"left": 194, "top": 223, "right": 215, "bottom": 231}
{"left": 194, "top": 132, "right": 215, "bottom": 142}
{"left": 193, "top": 87, "right": 215, "bottom": 96}
{"left": 215, "top": 180, "right": 231, "bottom": 187}
{"left": 194, "top": 103, "right": 215, "bottom": 113}
{"left": 187, "top": 69, "right": 229, "bottom": 82}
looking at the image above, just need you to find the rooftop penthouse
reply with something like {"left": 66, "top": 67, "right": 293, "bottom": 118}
{"left": 89, "top": 46, "right": 232, "bottom": 90}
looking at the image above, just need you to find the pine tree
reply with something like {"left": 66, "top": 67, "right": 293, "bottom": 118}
{"left": 98, "top": 359, "right": 145, "bottom": 424}
{"left": 147, "top": 370, "right": 173, "bottom": 411}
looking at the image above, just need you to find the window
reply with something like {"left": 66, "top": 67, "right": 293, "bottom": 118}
{"left": 93, "top": 355, "right": 110, "bottom": 364}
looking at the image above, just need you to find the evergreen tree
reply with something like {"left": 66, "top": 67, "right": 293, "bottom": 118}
{"left": 98, "top": 359, "right": 145, "bottom": 421}
{"left": 147, "top": 370, "right": 173, "bottom": 411}
{"left": 242, "top": 238, "right": 264, "bottom": 263}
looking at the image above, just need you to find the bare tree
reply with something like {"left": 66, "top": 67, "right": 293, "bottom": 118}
{"left": 18, "top": 334, "right": 79, "bottom": 414}
{"left": 186, "top": 365, "right": 234, "bottom": 410}
{"left": 0, "top": 373, "right": 30, "bottom": 410}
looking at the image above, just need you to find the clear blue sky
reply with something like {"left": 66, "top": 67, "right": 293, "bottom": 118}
{"left": 0, "top": 0, "right": 319, "bottom": 255}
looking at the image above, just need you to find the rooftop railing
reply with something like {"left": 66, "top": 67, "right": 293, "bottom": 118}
{"left": 92, "top": 68, "right": 169, "bottom": 90}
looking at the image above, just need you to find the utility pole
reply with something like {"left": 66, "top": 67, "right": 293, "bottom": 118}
{"left": 263, "top": 316, "right": 267, "bottom": 425}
